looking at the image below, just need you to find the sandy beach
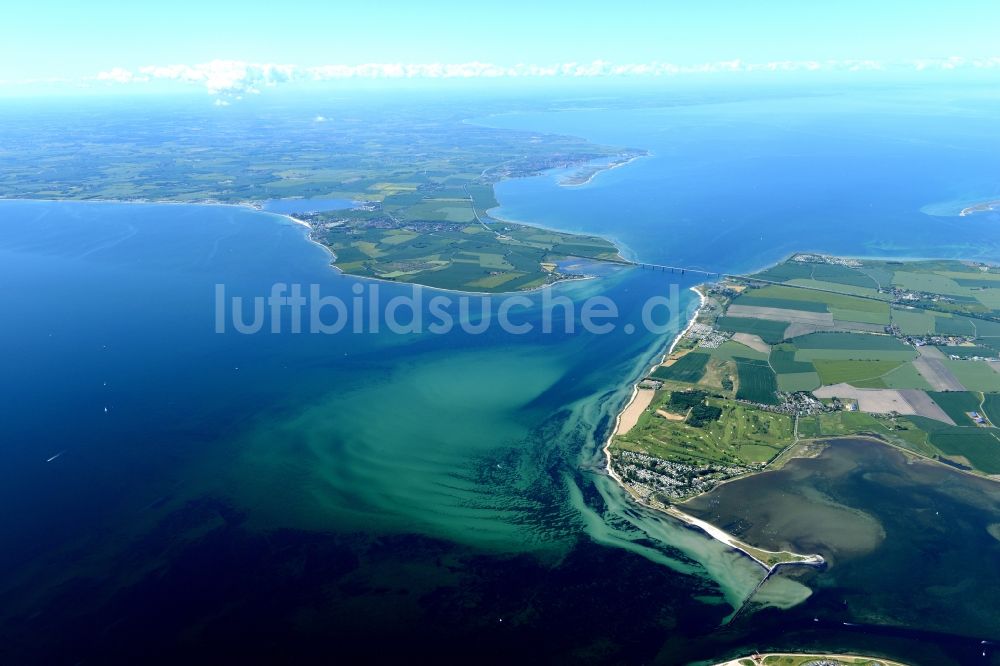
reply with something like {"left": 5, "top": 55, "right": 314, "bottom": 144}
{"left": 603, "top": 284, "right": 706, "bottom": 466}
{"left": 662, "top": 505, "right": 823, "bottom": 571}
{"left": 665, "top": 285, "right": 707, "bottom": 359}
{"left": 265, "top": 210, "right": 313, "bottom": 230}
{"left": 615, "top": 387, "right": 656, "bottom": 435}
{"left": 602, "top": 283, "right": 823, "bottom": 572}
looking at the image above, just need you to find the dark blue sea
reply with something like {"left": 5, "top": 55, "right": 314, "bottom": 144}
{"left": 3, "top": 86, "right": 1000, "bottom": 664}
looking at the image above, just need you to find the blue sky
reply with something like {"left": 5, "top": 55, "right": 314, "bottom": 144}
{"left": 4, "top": 0, "right": 1000, "bottom": 95}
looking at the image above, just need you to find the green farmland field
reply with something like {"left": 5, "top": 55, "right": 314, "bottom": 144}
{"left": 927, "top": 391, "right": 985, "bottom": 425}
{"left": 706, "top": 340, "right": 769, "bottom": 362}
{"left": 792, "top": 332, "right": 911, "bottom": 350}
{"left": 716, "top": 316, "right": 788, "bottom": 344}
{"left": 931, "top": 429, "right": 1000, "bottom": 473}
{"left": 854, "top": 362, "right": 932, "bottom": 390}
{"left": 795, "top": 348, "right": 919, "bottom": 362}
{"left": 935, "top": 316, "right": 978, "bottom": 336}
{"left": 769, "top": 345, "right": 815, "bottom": 373}
{"left": 736, "top": 360, "right": 779, "bottom": 404}
{"left": 782, "top": 278, "right": 888, "bottom": 299}
{"left": 776, "top": 371, "right": 821, "bottom": 392}
{"left": 891, "top": 307, "right": 939, "bottom": 335}
{"left": 984, "top": 393, "right": 1000, "bottom": 424}
{"left": 733, "top": 295, "right": 829, "bottom": 312}
{"left": 651, "top": 353, "right": 710, "bottom": 383}
{"left": 941, "top": 359, "right": 1000, "bottom": 392}
{"left": 313, "top": 219, "right": 621, "bottom": 292}
{"left": 752, "top": 260, "right": 880, "bottom": 289}
{"left": 741, "top": 284, "right": 888, "bottom": 311}
{"left": 939, "top": 346, "right": 998, "bottom": 359}
{"left": 813, "top": 359, "right": 905, "bottom": 385}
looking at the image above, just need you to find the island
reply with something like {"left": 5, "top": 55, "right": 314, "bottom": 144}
{"left": 608, "top": 253, "right": 1000, "bottom": 557}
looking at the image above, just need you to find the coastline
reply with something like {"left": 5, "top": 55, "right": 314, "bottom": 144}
{"left": 667, "top": 285, "right": 707, "bottom": 358}
{"left": 261, "top": 199, "right": 630, "bottom": 296}
{"left": 602, "top": 285, "right": 707, "bottom": 474}
{"left": 266, "top": 209, "right": 617, "bottom": 297}
{"left": 0, "top": 142, "right": 652, "bottom": 298}
{"left": 602, "top": 284, "right": 704, "bottom": 485}
{"left": 602, "top": 282, "right": 824, "bottom": 572}
{"left": 739, "top": 249, "right": 1000, "bottom": 279}
{"left": 482, "top": 204, "right": 633, "bottom": 264}
{"left": 602, "top": 251, "right": 1000, "bottom": 575}
{"left": 558, "top": 153, "right": 647, "bottom": 188}
{"left": 0, "top": 195, "right": 263, "bottom": 211}
{"left": 0, "top": 196, "right": 630, "bottom": 297}
{"left": 0, "top": 195, "right": 319, "bottom": 230}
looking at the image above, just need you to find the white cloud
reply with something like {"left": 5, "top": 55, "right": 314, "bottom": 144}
{"left": 96, "top": 66, "right": 148, "bottom": 84}
{"left": 134, "top": 60, "right": 295, "bottom": 95}
{"left": 89, "top": 56, "right": 1000, "bottom": 98}
{"left": 909, "top": 56, "right": 1000, "bottom": 71}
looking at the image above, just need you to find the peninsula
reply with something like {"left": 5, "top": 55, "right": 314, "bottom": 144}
{"left": 558, "top": 151, "right": 646, "bottom": 187}
{"left": 0, "top": 105, "right": 644, "bottom": 293}
{"left": 960, "top": 199, "right": 1000, "bottom": 216}
{"left": 608, "top": 253, "right": 1000, "bottom": 552}
{"left": 292, "top": 187, "right": 627, "bottom": 292}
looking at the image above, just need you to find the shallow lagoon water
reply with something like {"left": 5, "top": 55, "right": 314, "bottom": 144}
{"left": 5, "top": 87, "right": 1000, "bottom": 664}
{"left": 685, "top": 439, "right": 1000, "bottom": 639}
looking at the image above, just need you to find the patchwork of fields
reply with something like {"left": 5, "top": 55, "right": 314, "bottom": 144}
{"left": 725, "top": 256, "right": 1000, "bottom": 474}
{"left": 0, "top": 102, "right": 641, "bottom": 294}
{"left": 611, "top": 255, "right": 1000, "bottom": 501}
{"left": 311, "top": 213, "right": 623, "bottom": 292}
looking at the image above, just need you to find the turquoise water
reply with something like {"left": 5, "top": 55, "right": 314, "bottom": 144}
{"left": 684, "top": 439, "right": 1000, "bottom": 642}
{"left": 0, "top": 198, "right": 780, "bottom": 663}
{"left": 4, "top": 87, "right": 1000, "bottom": 664}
